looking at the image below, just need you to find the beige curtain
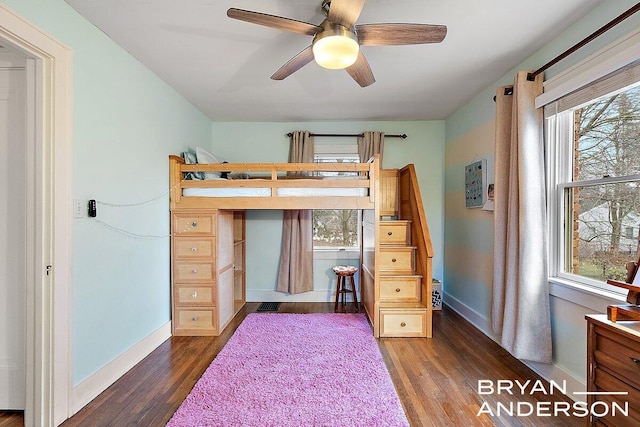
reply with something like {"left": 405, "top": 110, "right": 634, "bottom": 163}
{"left": 491, "top": 71, "right": 552, "bottom": 364}
{"left": 357, "top": 131, "right": 384, "bottom": 163}
{"left": 276, "top": 131, "right": 314, "bottom": 294}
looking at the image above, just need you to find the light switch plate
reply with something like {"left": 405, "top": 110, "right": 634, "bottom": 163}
{"left": 73, "top": 200, "right": 87, "bottom": 218}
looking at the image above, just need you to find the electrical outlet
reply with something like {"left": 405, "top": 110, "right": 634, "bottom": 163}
{"left": 73, "top": 200, "right": 87, "bottom": 218}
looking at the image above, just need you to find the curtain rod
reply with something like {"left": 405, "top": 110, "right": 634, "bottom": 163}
{"left": 286, "top": 132, "right": 407, "bottom": 139}
{"left": 527, "top": 2, "right": 640, "bottom": 81}
{"left": 494, "top": 2, "right": 640, "bottom": 101}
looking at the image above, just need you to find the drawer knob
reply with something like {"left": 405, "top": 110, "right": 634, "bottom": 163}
{"left": 191, "top": 269, "right": 198, "bottom": 274}
{"left": 191, "top": 247, "right": 197, "bottom": 252}
{"left": 192, "top": 316, "right": 198, "bottom": 321}
{"left": 387, "top": 231, "right": 393, "bottom": 236}
{"left": 391, "top": 258, "right": 397, "bottom": 263}
{"left": 395, "top": 288, "right": 401, "bottom": 292}
{"left": 191, "top": 221, "right": 197, "bottom": 227}
{"left": 631, "top": 357, "right": 640, "bottom": 366}
{"left": 192, "top": 292, "right": 198, "bottom": 299}
{"left": 400, "top": 322, "right": 407, "bottom": 327}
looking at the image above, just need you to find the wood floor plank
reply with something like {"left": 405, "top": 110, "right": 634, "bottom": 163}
{"left": 1, "top": 303, "right": 585, "bottom": 426}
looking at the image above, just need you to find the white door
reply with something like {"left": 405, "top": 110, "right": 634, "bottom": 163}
{"left": 0, "top": 52, "right": 27, "bottom": 410}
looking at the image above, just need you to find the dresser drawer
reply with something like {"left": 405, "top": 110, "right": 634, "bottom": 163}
{"left": 595, "top": 327, "right": 640, "bottom": 389}
{"left": 592, "top": 368, "right": 640, "bottom": 427}
{"left": 174, "top": 286, "right": 215, "bottom": 306}
{"left": 379, "top": 247, "right": 415, "bottom": 273}
{"left": 379, "top": 276, "right": 421, "bottom": 302}
{"left": 379, "top": 309, "right": 427, "bottom": 337}
{"left": 173, "top": 212, "right": 216, "bottom": 235}
{"left": 174, "top": 309, "right": 217, "bottom": 335}
{"left": 174, "top": 262, "right": 214, "bottom": 282}
{"left": 379, "top": 222, "right": 411, "bottom": 245}
{"left": 174, "top": 237, "right": 214, "bottom": 259}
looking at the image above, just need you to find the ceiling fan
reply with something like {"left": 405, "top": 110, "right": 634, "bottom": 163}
{"left": 227, "top": 0, "right": 447, "bottom": 87}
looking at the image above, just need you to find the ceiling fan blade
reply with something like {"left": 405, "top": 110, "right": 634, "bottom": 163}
{"left": 356, "top": 23, "right": 447, "bottom": 46}
{"left": 271, "top": 46, "right": 315, "bottom": 80}
{"left": 345, "top": 51, "right": 375, "bottom": 87}
{"left": 328, "top": 0, "right": 365, "bottom": 28}
{"left": 227, "top": 8, "right": 322, "bottom": 36}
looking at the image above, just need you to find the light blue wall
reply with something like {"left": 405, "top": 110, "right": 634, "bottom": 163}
{"left": 210, "top": 121, "right": 445, "bottom": 301}
{"left": 1, "top": 0, "right": 212, "bottom": 384}
{"left": 444, "top": 0, "right": 640, "bottom": 385}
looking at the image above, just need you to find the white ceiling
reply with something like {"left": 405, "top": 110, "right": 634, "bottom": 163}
{"left": 65, "top": 0, "right": 603, "bottom": 122}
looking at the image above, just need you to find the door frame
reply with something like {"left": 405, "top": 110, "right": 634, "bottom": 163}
{"left": 0, "top": 4, "right": 72, "bottom": 426}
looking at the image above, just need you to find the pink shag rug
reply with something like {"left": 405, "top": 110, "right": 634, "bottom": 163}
{"left": 166, "top": 313, "right": 409, "bottom": 427}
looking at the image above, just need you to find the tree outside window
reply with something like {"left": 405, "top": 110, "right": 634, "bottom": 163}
{"left": 571, "top": 84, "right": 640, "bottom": 282}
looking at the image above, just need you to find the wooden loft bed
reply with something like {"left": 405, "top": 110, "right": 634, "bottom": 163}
{"left": 168, "top": 154, "right": 434, "bottom": 339}
{"left": 168, "top": 154, "right": 379, "bottom": 211}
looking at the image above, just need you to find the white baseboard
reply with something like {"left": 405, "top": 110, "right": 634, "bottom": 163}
{"left": 247, "top": 289, "right": 337, "bottom": 303}
{"left": 443, "top": 292, "right": 585, "bottom": 399}
{"left": 71, "top": 321, "right": 172, "bottom": 415}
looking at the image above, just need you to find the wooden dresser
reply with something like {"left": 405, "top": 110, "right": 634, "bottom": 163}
{"left": 585, "top": 315, "right": 640, "bottom": 426}
{"left": 171, "top": 209, "right": 245, "bottom": 336}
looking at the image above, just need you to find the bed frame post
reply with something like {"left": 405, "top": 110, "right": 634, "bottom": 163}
{"left": 169, "top": 155, "right": 184, "bottom": 210}
{"left": 369, "top": 154, "right": 380, "bottom": 205}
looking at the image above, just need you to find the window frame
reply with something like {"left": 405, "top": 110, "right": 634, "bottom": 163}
{"left": 545, "top": 86, "right": 640, "bottom": 297}
{"left": 312, "top": 144, "right": 362, "bottom": 254}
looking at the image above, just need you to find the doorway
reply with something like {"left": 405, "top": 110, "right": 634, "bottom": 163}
{"left": 0, "top": 4, "right": 73, "bottom": 426}
{"left": 0, "top": 49, "right": 27, "bottom": 412}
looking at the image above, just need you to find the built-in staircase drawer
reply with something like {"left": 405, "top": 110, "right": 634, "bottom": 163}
{"left": 379, "top": 309, "right": 427, "bottom": 337}
{"left": 379, "top": 221, "right": 411, "bottom": 245}
{"left": 379, "top": 276, "right": 421, "bottom": 302}
{"left": 379, "top": 246, "right": 415, "bottom": 273}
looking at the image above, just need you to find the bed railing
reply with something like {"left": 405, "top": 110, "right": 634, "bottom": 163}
{"left": 169, "top": 155, "right": 379, "bottom": 211}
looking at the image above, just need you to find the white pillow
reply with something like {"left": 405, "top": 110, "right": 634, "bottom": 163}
{"left": 195, "top": 147, "right": 222, "bottom": 179}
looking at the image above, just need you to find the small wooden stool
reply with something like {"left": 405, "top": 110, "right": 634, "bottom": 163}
{"left": 333, "top": 265, "right": 358, "bottom": 312}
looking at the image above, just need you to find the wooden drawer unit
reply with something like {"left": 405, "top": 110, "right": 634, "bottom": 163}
{"left": 174, "top": 286, "right": 215, "bottom": 306}
{"left": 586, "top": 315, "right": 640, "bottom": 427}
{"left": 173, "top": 212, "right": 216, "bottom": 235}
{"left": 174, "top": 237, "right": 214, "bottom": 259}
{"left": 174, "top": 262, "right": 214, "bottom": 282}
{"left": 174, "top": 309, "right": 217, "bottom": 335}
{"left": 380, "top": 309, "right": 427, "bottom": 337}
{"left": 594, "top": 328, "right": 640, "bottom": 390}
{"left": 171, "top": 209, "right": 245, "bottom": 336}
{"left": 379, "top": 276, "right": 421, "bottom": 303}
{"left": 379, "top": 221, "right": 411, "bottom": 245}
{"left": 379, "top": 246, "right": 415, "bottom": 273}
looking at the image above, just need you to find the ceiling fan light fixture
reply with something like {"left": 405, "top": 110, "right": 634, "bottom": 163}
{"left": 312, "top": 24, "right": 359, "bottom": 70}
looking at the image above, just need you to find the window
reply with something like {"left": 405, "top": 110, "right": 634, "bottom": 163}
{"left": 313, "top": 144, "right": 361, "bottom": 250}
{"left": 546, "top": 73, "right": 640, "bottom": 291}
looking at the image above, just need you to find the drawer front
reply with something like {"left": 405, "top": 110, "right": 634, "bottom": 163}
{"left": 379, "top": 248, "right": 415, "bottom": 272}
{"left": 379, "top": 277, "right": 421, "bottom": 302}
{"left": 174, "top": 237, "right": 214, "bottom": 259}
{"left": 592, "top": 368, "right": 640, "bottom": 427}
{"left": 174, "top": 309, "right": 217, "bottom": 334}
{"left": 380, "top": 309, "right": 427, "bottom": 337}
{"left": 175, "top": 286, "right": 215, "bottom": 306}
{"left": 379, "top": 223, "right": 410, "bottom": 245}
{"left": 174, "top": 262, "right": 214, "bottom": 282}
{"left": 595, "top": 328, "right": 640, "bottom": 389}
{"left": 173, "top": 213, "right": 215, "bottom": 235}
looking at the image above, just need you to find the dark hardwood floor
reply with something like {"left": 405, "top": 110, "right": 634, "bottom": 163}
{"left": 1, "top": 303, "right": 583, "bottom": 427}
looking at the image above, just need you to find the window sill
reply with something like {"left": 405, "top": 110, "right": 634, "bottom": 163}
{"left": 313, "top": 248, "right": 360, "bottom": 261}
{"left": 549, "top": 277, "right": 627, "bottom": 313}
